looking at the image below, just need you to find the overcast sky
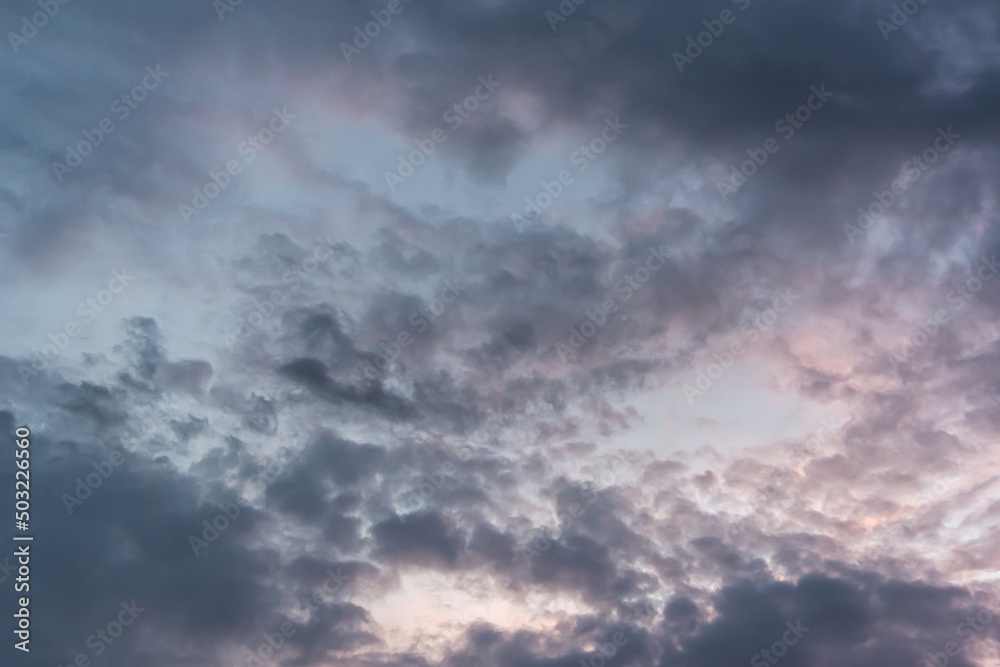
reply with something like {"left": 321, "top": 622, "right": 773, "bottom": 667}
{"left": 2, "top": 1, "right": 1000, "bottom": 666}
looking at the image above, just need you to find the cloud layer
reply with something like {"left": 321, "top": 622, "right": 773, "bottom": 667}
{"left": 1, "top": 0, "right": 999, "bottom": 665}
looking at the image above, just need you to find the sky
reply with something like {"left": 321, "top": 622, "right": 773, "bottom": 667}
{"left": 1, "top": 0, "right": 1000, "bottom": 666}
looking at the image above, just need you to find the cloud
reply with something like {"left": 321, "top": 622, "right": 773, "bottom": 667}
{"left": 3, "top": 0, "right": 1000, "bottom": 665}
